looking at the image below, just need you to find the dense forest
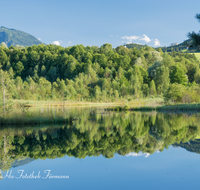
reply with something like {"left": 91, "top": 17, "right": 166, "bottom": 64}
{"left": 0, "top": 43, "right": 200, "bottom": 107}
{"left": 0, "top": 111, "right": 199, "bottom": 172}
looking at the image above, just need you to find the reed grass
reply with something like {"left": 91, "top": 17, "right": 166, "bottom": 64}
{"left": 12, "top": 99, "right": 120, "bottom": 108}
{"left": 12, "top": 98, "right": 163, "bottom": 110}
{"left": 0, "top": 107, "right": 77, "bottom": 125}
{"left": 105, "top": 103, "right": 200, "bottom": 112}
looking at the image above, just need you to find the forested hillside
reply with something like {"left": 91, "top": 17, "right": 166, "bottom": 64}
{"left": 126, "top": 40, "right": 199, "bottom": 53}
{"left": 156, "top": 39, "right": 199, "bottom": 53}
{"left": 0, "top": 26, "right": 42, "bottom": 47}
{"left": 0, "top": 43, "right": 200, "bottom": 103}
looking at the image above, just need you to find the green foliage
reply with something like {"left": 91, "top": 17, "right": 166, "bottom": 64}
{"left": 149, "top": 80, "right": 156, "bottom": 96}
{"left": 170, "top": 65, "right": 188, "bottom": 85}
{"left": 163, "top": 83, "right": 200, "bottom": 103}
{"left": 0, "top": 43, "right": 198, "bottom": 103}
{"left": 164, "top": 83, "right": 185, "bottom": 102}
{"left": 154, "top": 66, "right": 170, "bottom": 94}
{"left": 142, "top": 84, "right": 149, "bottom": 97}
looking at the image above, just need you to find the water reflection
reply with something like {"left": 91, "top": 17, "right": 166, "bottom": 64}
{"left": 0, "top": 111, "right": 200, "bottom": 173}
{"left": 174, "top": 139, "right": 200, "bottom": 154}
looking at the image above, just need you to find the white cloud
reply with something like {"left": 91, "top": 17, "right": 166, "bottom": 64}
{"left": 68, "top": 41, "right": 72, "bottom": 45}
{"left": 37, "top": 38, "right": 41, "bottom": 41}
{"left": 126, "top": 152, "right": 143, "bottom": 157}
{"left": 154, "top": 39, "right": 161, "bottom": 46}
{"left": 109, "top": 35, "right": 113, "bottom": 38}
{"left": 121, "top": 34, "right": 151, "bottom": 44}
{"left": 52, "top": 41, "right": 60, "bottom": 46}
{"left": 144, "top": 153, "right": 150, "bottom": 158}
{"left": 121, "top": 35, "right": 140, "bottom": 41}
{"left": 139, "top": 34, "right": 151, "bottom": 43}
{"left": 126, "top": 152, "right": 150, "bottom": 158}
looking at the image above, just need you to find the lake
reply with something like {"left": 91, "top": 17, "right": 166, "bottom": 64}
{"left": 0, "top": 107, "right": 200, "bottom": 189}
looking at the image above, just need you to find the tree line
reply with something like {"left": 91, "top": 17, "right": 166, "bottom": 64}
{"left": 0, "top": 43, "right": 200, "bottom": 105}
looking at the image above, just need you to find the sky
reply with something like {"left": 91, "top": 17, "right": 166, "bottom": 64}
{"left": 1, "top": 0, "right": 200, "bottom": 48}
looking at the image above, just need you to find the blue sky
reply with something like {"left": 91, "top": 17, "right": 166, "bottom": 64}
{"left": 1, "top": 0, "right": 200, "bottom": 48}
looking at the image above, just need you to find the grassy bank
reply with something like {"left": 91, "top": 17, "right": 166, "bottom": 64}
{"left": 2, "top": 98, "right": 200, "bottom": 126}
{"left": 105, "top": 103, "right": 200, "bottom": 112}
{"left": 12, "top": 99, "right": 120, "bottom": 108}
{"left": 0, "top": 98, "right": 162, "bottom": 125}
{"left": 12, "top": 98, "right": 164, "bottom": 108}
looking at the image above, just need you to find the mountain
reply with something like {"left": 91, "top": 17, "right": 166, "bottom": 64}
{"left": 0, "top": 26, "right": 42, "bottom": 47}
{"left": 11, "top": 158, "right": 34, "bottom": 168}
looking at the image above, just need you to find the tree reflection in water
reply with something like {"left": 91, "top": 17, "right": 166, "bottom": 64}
{"left": 0, "top": 111, "right": 200, "bottom": 172}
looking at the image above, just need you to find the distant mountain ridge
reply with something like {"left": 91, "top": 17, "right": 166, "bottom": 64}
{"left": 0, "top": 26, "right": 42, "bottom": 47}
{"left": 156, "top": 39, "right": 199, "bottom": 53}
{"left": 125, "top": 39, "right": 199, "bottom": 53}
{"left": 11, "top": 158, "right": 34, "bottom": 168}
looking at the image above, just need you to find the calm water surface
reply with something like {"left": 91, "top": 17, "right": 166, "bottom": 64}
{"left": 0, "top": 108, "right": 200, "bottom": 190}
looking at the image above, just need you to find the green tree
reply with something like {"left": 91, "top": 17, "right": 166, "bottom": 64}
{"left": 130, "top": 74, "right": 141, "bottom": 98}
{"left": 164, "top": 83, "right": 185, "bottom": 103}
{"left": 142, "top": 84, "right": 149, "bottom": 97}
{"left": 114, "top": 90, "right": 119, "bottom": 101}
{"left": 188, "top": 13, "right": 200, "bottom": 48}
{"left": 170, "top": 65, "right": 188, "bottom": 85}
{"left": 94, "top": 86, "right": 101, "bottom": 101}
{"left": 149, "top": 80, "right": 156, "bottom": 96}
{"left": 58, "top": 79, "right": 66, "bottom": 99}
{"left": 154, "top": 66, "right": 170, "bottom": 94}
